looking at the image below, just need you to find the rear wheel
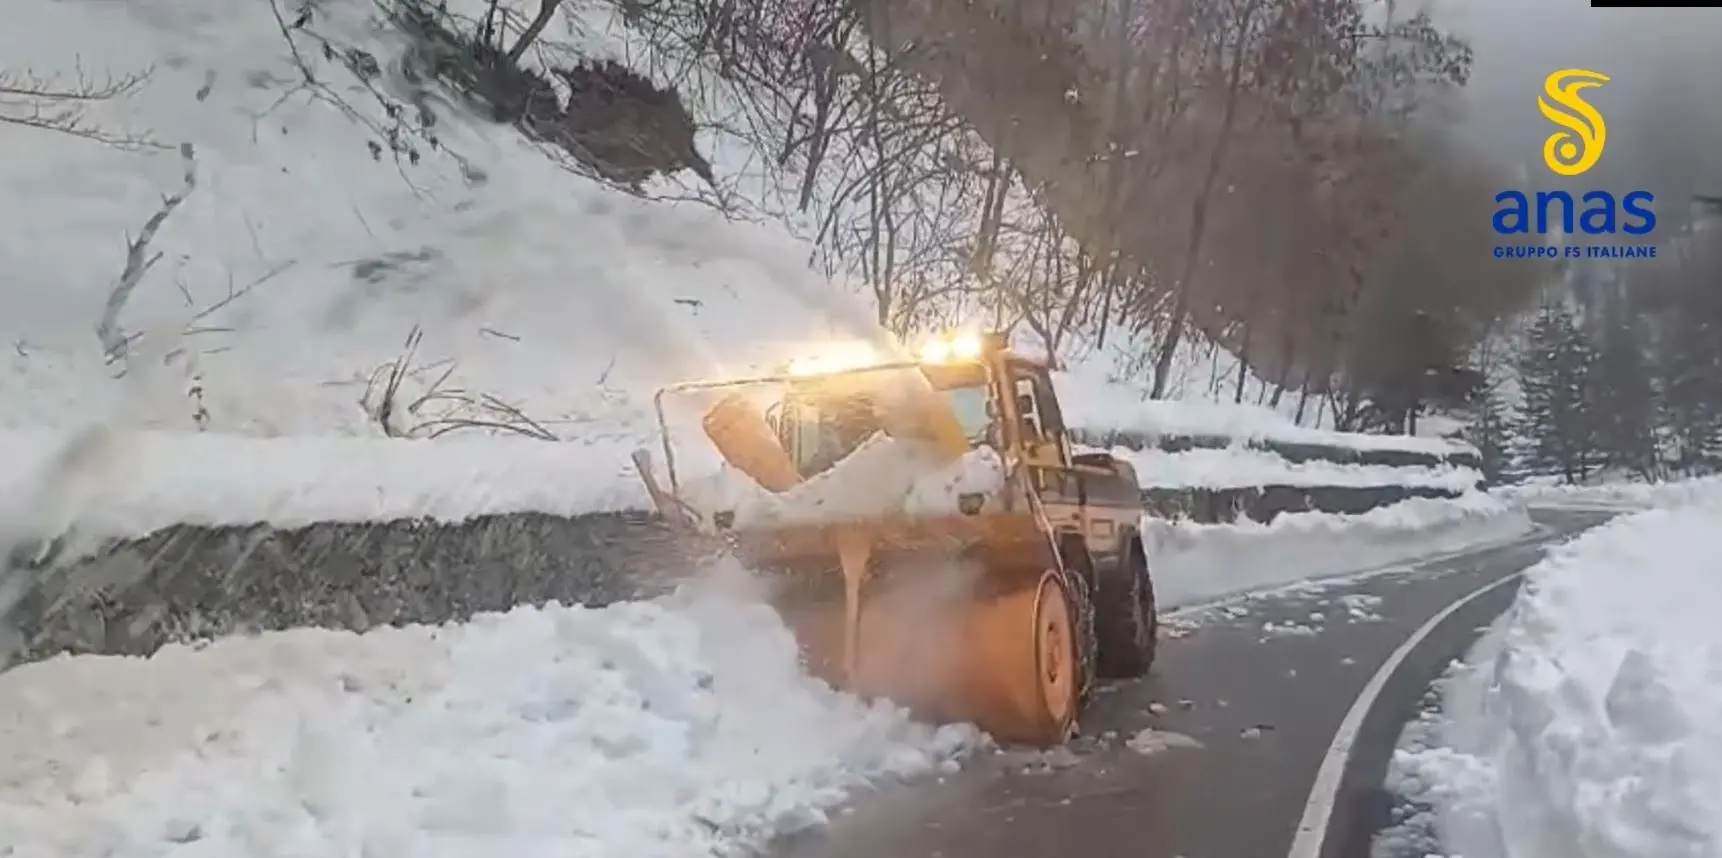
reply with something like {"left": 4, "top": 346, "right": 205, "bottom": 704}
{"left": 1096, "top": 534, "right": 1158, "bottom": 679}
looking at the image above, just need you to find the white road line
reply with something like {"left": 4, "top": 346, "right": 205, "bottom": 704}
{"left": 1284, "top": 568, "right": 1528, "bottom": 858}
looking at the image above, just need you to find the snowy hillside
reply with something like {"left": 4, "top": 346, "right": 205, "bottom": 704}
{"left": 2, "top": 0, "right": 897, "bottom": 438}
{"left": 0, "top": 0, "right": 1362, "bottom": 442}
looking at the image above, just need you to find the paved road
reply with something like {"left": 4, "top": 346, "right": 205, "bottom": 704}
{"left": 772, "top": 508, "right": 1614, "bottom": 858}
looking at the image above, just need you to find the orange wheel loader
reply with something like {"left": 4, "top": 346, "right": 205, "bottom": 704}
{"left": 631, "top": 332, "right": 1158, "bottom": 745}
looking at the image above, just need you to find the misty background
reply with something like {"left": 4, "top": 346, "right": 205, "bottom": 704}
{"left": 1445, "top": 0, "right": 1722, "bottom": 204}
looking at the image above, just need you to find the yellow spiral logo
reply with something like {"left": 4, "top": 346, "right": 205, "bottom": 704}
{"left": 1539, "top": 69, "right": 1610, "bottom": 177}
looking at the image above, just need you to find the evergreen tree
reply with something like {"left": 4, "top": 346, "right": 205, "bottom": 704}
{"left": 1649, "top": 236, "right": 1722, "bottom": 475}
{"left": 1466, "top": 385, "right": 1515, "bottom": 484}
{"left": 1588, "top": 286, "right": 1662, "bottom": 479}
{"left": 1516, "top": 304, "right": 1600, "bottom": 483}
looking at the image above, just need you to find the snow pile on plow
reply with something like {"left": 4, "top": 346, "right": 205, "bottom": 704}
{"left": 683, "top": 440, "right": 1007, "bottom": 528}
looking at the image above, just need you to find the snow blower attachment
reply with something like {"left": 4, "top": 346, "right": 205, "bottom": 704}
{"left": 632, "top": 332, "right": 1160, "bottom": 745}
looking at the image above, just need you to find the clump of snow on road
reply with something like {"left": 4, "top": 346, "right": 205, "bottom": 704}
{"left": 0, "top": 565, "right": 980, "bottom": 858}
{"left": 1400, "top": 485, "right": 1722, "bottom": 858}
{"left": 1149, "top": 492, "right": 1533, "bottom": 609}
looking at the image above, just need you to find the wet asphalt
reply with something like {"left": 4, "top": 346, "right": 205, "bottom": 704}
{"left": 770, "top": 508, "right": 1614, "bottom": 858}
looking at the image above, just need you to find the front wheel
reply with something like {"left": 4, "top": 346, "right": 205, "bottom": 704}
{"left": 1096, "top": 534, "right": 1158, "bottom": 679}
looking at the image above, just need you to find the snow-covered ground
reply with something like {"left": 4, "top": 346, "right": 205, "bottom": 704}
{"left": 1387, "top": 479, "right": 1722, "bottom": 858}
{"left": 1498, "top": 474, "right": 1722, "bottom": 510}
{"left": 1055, "top": 372, "right": 1469, "bottom": 455}
{"left": 1149, "top": 492, "right": 1532, "bottom": 609}
{"left": 0, "top": 0, "right": 1477, "bottom": 552}
{"left": 1113, "top": 445, "right": 1479, "bottom": 492}
{"left": 0, "top": 564, "right": 979, "bottom": 858}
{"left": 0, "top": 0, "right": 1474, "bottom": 454}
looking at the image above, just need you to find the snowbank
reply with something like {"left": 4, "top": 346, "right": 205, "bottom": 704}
{"left": 0, "top": 567, "right": 979, "bottom": 858}
{"left": 1396, "top": 485, "right": 1722, "bottom": 858}
{"left": 0, "top": 421, "right": 1476, "bottom": 548}
{"left": 0, "top": 428, "right": 652, "bottom": 542}
{"left": 0, "top": 426, "right": 1016, "bottom": 546}
{"left": 1498, "top": 475, "right": 1722, "bottom": 510}
{"left": 1112, "top": 445, "right": 1480, "bottom": 492}
{"left": 1148, "top": 492, "right": 1533, "bottom": 609}
{"left": 1054, "top": 371, "right": 1473, "bottom": 456}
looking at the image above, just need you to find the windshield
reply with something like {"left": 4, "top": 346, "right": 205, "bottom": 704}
{"left": 940, "top": 384, "right": 994, "bottom": 445}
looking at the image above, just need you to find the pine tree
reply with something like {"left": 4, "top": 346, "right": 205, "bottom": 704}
{"left": 1467, "top": 386, "right": 1515, "bottom": 484}
{"left": 1588, "top": 287, "right": 1662, "bottom": 479}
{"left": 1516, "top": 304, "right": 1600, "bottom": 483}
{"left": 1652, "top": 239, "right": 1722, "bottom": 475}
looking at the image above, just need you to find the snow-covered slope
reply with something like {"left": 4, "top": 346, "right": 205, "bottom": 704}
{"left": 1, "top": 0, "right": 1475, "bottom": 516}
{"left": 2, "top": 0, "right": 890, "bottom": 438}
{"left": 1395, "top": 480, "right": 1722, "bottom": 858}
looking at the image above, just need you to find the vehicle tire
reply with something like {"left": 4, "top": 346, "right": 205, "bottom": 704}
{"left": 1096, "top": 534, "right": 1158, "bottom": 679}
{"left": 1062, "top": 559, "right": 1099, "bottom": 705}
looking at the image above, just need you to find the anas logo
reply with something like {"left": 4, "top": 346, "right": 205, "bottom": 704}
{"left": 1539, "top": 69, "right": 1609, "bottom": 177}
{"left": 1492, "top": 67, "right": 1655, "bottom": 259}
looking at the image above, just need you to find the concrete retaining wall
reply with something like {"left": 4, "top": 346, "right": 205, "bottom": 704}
{"left": 1, "top": 427, "right": 1480, "bottom": 671}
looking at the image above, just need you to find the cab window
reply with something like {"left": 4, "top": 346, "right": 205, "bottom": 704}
{"left": 1010, "top": 363, "right": 1065, "bottom": 442}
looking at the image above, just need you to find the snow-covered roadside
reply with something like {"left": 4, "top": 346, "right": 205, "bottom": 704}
{"left": 1148, "top": 492, "right": 1534, "bottom": 609}
{"left": 1054, "top": 371, "right": 1472, "bottom": 456}
{"left": 0, "top": 563, "right": 980, "bottom": 858}
{"left": 1497, "top": 475, "right": 1722, "bottom": 510}
{"left": 1389, "top": 484, "right": 1722, "bottom": 858}
{"left": 0, "top": 424, "right": 1482, "bottom": 549}
{"left": 1113, "top": 445, "right": 1480, "bottom": 492}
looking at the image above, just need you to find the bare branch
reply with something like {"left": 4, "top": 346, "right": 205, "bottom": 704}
{"left": 98, "top": 143, "right": 198, "bottom": 364}
{"left": 0, "top": 62, "right": 169, "bottom": 150}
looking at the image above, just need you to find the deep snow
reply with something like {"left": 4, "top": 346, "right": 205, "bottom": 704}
{"left": 1388, "top": 479, "right": 1722, "bottom": 858}
{"left": 1150, "top": 492, "right": 1532, "bottom": 609}
{"left": 0, "top": 565, "right": 980, "bottom": 858}
{"left": 1498, "top": 475, "right": 1722, "bottom": 511}
{"left": 0, "top": 0, "right": 1479, "bottom": 535}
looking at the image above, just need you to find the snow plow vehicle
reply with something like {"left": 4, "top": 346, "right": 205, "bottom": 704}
{"left": 630, "top": 331, "right": 1157, "bottom": 745}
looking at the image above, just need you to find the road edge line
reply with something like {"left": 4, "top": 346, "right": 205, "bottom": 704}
{"left": 1283, "top": 569, "right": 1526, "bottom": 858}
